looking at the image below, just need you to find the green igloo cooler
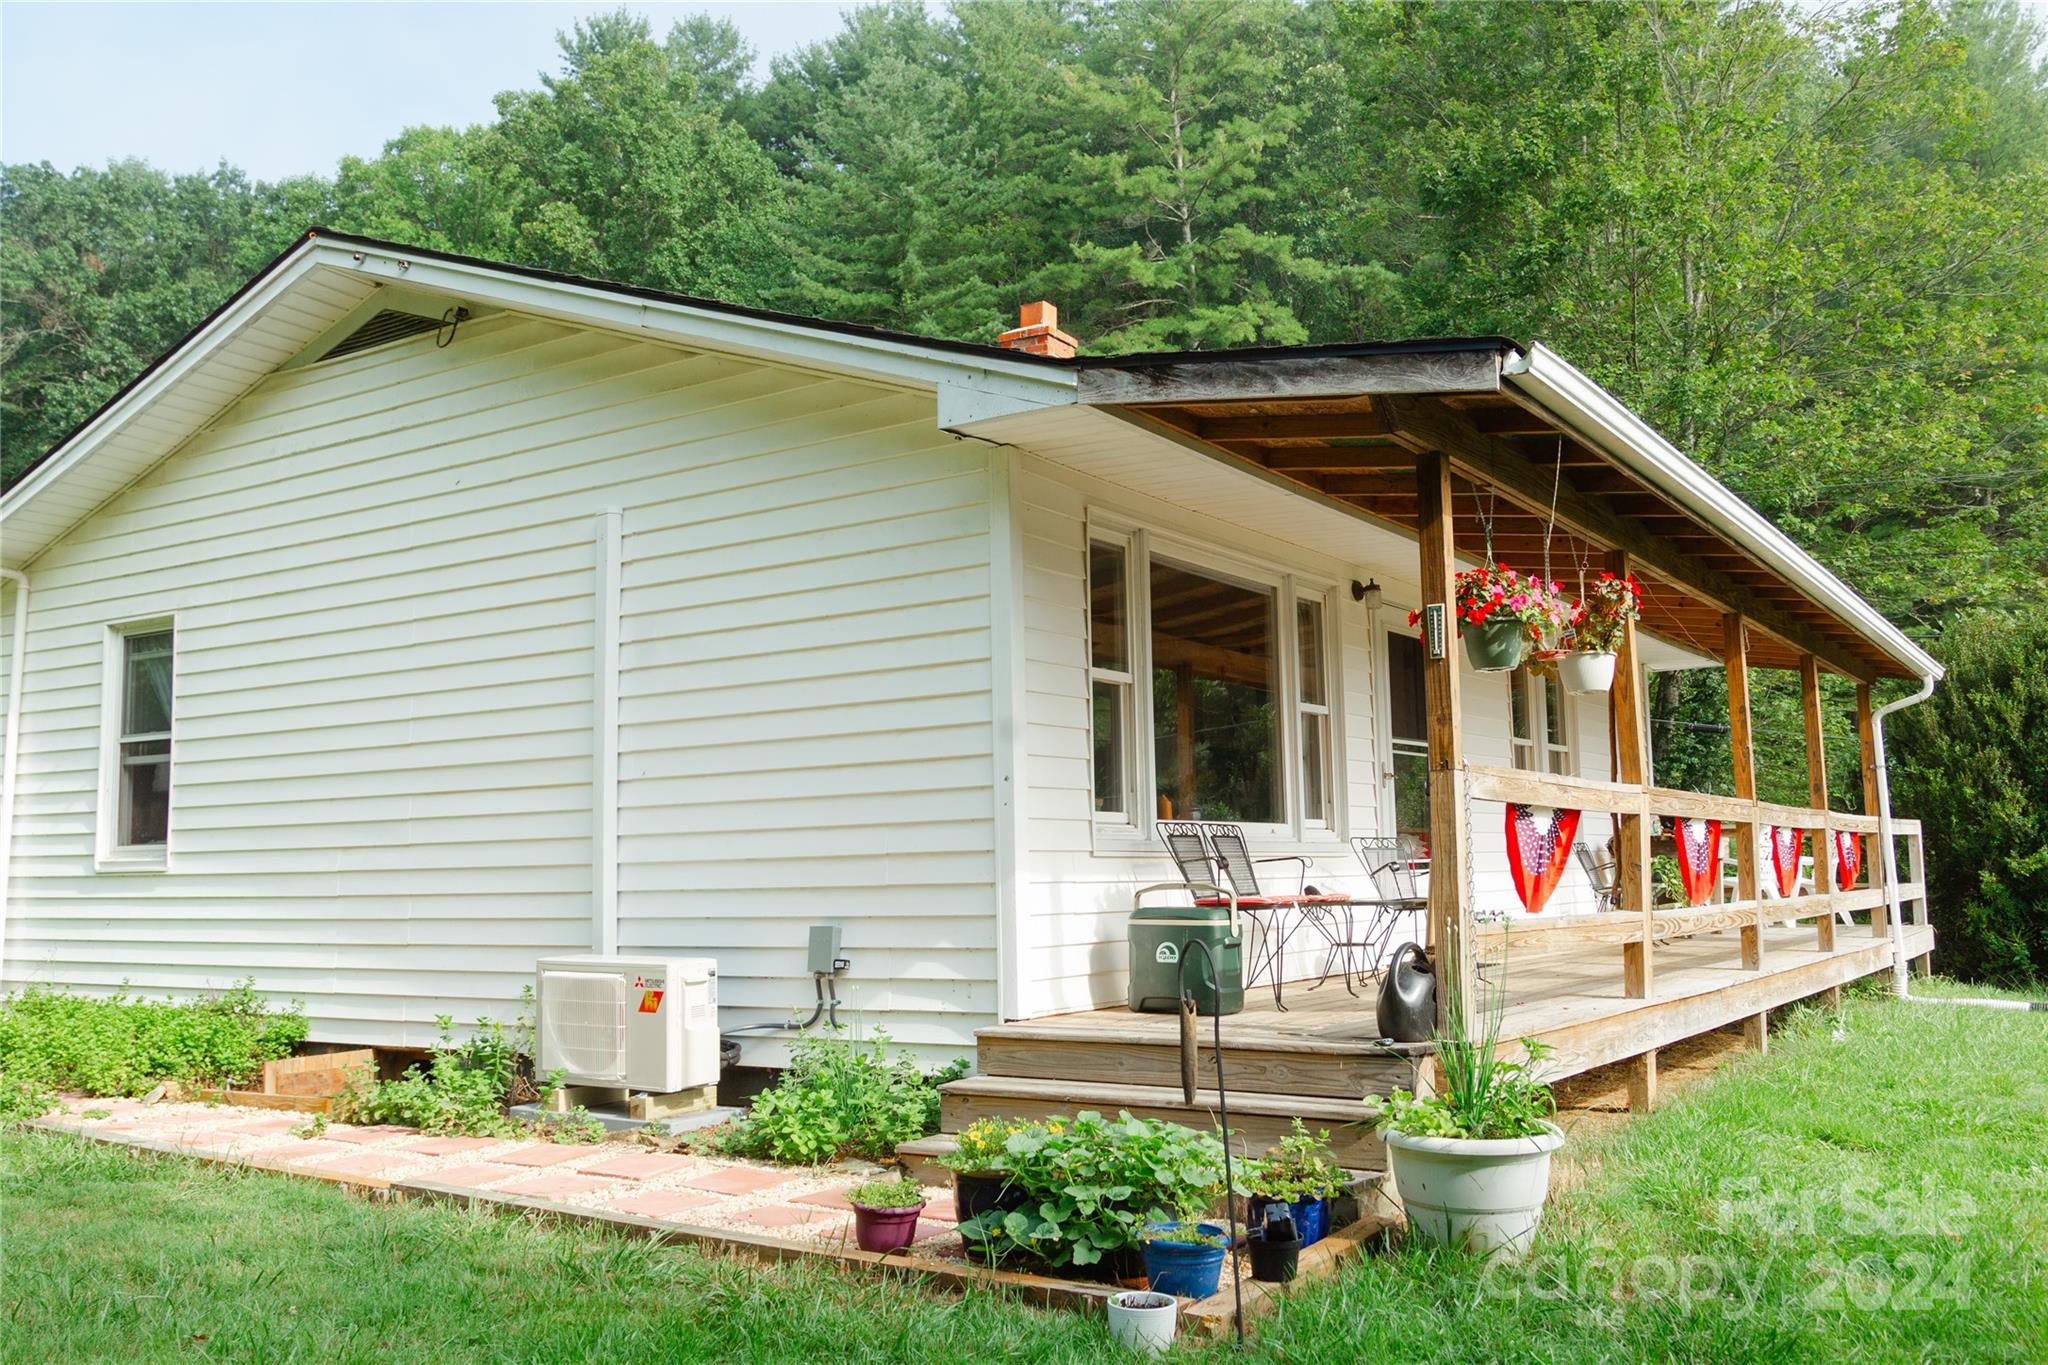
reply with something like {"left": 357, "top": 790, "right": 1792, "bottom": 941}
{"left": 1127, "top": 893, "right": 1244, "bottom": 1016}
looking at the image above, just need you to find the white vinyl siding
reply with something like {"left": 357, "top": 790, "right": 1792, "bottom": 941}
{"left": 1, "top": 311, "right": 998, "bottom": 1059}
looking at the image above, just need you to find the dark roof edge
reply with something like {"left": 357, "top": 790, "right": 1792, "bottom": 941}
{"left": 1070, "top": 336, "right": 1520, "bottom": 369}
{"left": 6, "top": 223, "right": 1518, "bottom": 493}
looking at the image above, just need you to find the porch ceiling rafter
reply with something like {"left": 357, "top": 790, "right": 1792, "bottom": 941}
{"left": 1123, "top": 387, "right": 1889, "bottom": 680}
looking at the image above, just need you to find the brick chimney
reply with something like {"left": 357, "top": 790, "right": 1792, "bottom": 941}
{"left": 996, "top": 301, "right": 1078, "bottom": 359}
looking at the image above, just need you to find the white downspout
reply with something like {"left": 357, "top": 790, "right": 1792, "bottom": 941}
{"left": 1870, "top": 673, "right": 1933, "bottom": 996}
{"left": 0, "top": 568, "right": 28, "bottom": 993}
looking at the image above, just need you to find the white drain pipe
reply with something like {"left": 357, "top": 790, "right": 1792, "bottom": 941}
{"left": 1869, "top": 673, "right": 1932, "bottom": 997}
{"left": 0, "top": 567, "right": 28, "bottom": 993}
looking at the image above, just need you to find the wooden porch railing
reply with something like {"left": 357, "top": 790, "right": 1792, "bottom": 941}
{"left": 1461, "top": 763, "right": 1927, "bottom": 992}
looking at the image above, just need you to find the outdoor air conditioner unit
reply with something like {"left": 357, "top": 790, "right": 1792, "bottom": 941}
{"left": 535, "top": 955, "right": 719, "bottom": 1093}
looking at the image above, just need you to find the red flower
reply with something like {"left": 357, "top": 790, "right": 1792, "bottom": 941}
{"left": 1407, "top": 609, "right": 1421, "bottom": 627}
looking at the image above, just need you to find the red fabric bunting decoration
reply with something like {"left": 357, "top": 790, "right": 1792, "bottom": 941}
{"left": 1768, "top": 825, "right": 1803, "bottom": 897}
{"left": 1834, "top": 830, "right": 1862, "bottom": 889}
{"left": 1674, "top": 817, "right": 1722, "bottom": 907}
{"left": 1505, "top": 803, "right": 1581, "bottom": 915}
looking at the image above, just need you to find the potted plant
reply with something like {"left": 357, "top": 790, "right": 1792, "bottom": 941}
{"left": 1246, "top": 1203, "right": 1302, "bottom": 1283}
{"left": 938, "top": 1116, "right": 1031, "bottom": 1223}
{"left": 1559, "top": 571, "right": 1641, "bottom": 694}
{"left": 847, "top": 1178, "right": 927, "bottom": 1254}
{"left": 1367, "top": 991, "right": 1563, "bottom": 1261}
{"left": 1140, "top": 1220, "right": 1230, "bottom": 1299}
{"left": 1106, "top": 1289, "right": 1178, "bottom": 1355}
{"left": 1412, "top": 564, "right": 1571, "bottom": 674}
{"left": 953, "top": 1112, "right": 1228, "bottom": 1282}
{"left": 1245, "top": 1117, "right": 1345, "bottom": 1248}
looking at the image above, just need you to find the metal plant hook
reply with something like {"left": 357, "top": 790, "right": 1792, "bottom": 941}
{"left": 435, "top": 305, "right": 469, "bottom": 349}
{"left": 1176, "top": 937, "right": 1245, "bottom": 1346}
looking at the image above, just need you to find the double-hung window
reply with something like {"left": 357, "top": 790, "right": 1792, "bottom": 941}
{"left": 101, "top": 623, "right": 175, "bottom": 866}
{"left": 1088, "top": 540, "right": 1136, "bottom": 823}
{"left": 1086, "top": 523, "right": 1335, "bottom": 840}
{"left": 1509, "top": 669, "right": 1571, "bottom": 775}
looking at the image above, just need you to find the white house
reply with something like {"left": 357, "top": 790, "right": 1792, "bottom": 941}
{"left": 0, "top": 231, "right": 1939, "bottom": 1068}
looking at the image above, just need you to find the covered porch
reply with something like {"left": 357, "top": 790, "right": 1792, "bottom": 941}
{"left": 950, "top": 335, "right": 1940, "bottom": 1153}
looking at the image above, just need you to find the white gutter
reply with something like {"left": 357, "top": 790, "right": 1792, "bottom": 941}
{"left": 1503, "top": 344, "right": 1943, "bottom": 684}
{"left": 0, "top": 568, "right": 27, "bottom": 992}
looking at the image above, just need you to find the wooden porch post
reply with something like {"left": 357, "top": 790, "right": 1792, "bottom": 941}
{"left": 1858, "top": 683, "right": 1888, "bottom": 937}
{"left": 1725, "top": 614, "right": 1762, "bottom": 970}
{"left": 1608, "top": 551, "right": 1654, "bottom": 998}
{"left": 1416, "top": 450, "right": 1473, "bottom": 1032}
{"left": 1800, "top": 655, "right": 1836, "bottom": 952}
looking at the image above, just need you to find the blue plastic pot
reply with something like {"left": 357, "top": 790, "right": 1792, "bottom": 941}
{"left": 1141, "top": 1222, "right": 1229, "bottom": 1299}
{"left": 1250, "top": 1195, "right": 1330, "bottom": 1248}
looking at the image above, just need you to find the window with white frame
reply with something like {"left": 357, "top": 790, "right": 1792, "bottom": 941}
{"left": 104, "top": 624, "right": 175, "bottom": 859}
{"left": 1296, "top": 598, "right": 1331, "bottom": 827}
{"left": 1085, "top": 525, "right": 1334, "bottom": 838}
{"left": 1088, "top": 539, "right": 1134, "bottom": 821}
{"left": 1509, "top": 668, "right": 1571, "bottom": 775}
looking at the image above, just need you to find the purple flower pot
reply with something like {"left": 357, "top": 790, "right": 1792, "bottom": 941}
{"left": 852, "top": 1201, "right": 927, "bottom": 1253}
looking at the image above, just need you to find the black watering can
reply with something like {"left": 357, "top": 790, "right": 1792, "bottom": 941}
{"left": 1376, "top": 941, "right": 1435, "bottom": 1042}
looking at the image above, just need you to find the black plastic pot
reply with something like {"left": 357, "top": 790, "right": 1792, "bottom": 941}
{"left": 1247, "top": 1227, "right": 1301, "bottom": 1283}
{"left": 953, "top": 1172, "right": 1027, "bottom": 1225}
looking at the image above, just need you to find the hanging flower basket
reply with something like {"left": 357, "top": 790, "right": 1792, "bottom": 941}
{"left": 1464, "top": 617, "right": 1528, "bottom": 672}
{"left": 1558, "top": 650, "right": 1617, "bottom": 694}
{"left": 1412, "top": 563, "right": 1570, "bottom": 677}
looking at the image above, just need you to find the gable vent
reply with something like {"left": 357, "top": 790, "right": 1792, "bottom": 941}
{"left": 320, "top": 308, "right": 445, "bottom": 361}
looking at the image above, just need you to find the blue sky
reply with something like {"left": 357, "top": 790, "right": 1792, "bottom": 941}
{"left": 1, "top": 2, "right": 856, "bottom": 181}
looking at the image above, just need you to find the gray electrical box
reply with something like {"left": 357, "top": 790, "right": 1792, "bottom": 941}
{"left": 807, "top": 924, "right": 843, "bottom": 975}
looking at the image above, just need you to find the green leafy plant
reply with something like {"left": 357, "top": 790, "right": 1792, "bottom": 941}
{"left": 938, "top": 1116, "right": 1031, "bottom": 1175}
{"left": 1245, "top": 1118, "right": 1344, "bottom": 1201}
{"left": 724, "top": 1031, "right": 966, "bottom": 1164}
{"left": 0, "top": 1078, "right": 58, "bottom": 1123}
{"left": 334, "top": 1016, "right": 523, "bottom": 1138}
{"left": 80, "top": 1107, "right": 113, "bottom": 1121}
{"left": 956, "top": 1111, "right": 1230, "bottom": 1269}
{"left": 0, "top": 981, "right": 305, "bottom": 1098}
{"left": 1368, "top": 987, "right": 1556, "bottom": 1142}
{"left": 847, "top": 1178, "right": 925, "bottom": 1210}
{"left": 1142, "top": 1223, "right": 1228, "bottom": 1248}
{"left": 291, "top": 1114, "right": 328, "bottom": 1139}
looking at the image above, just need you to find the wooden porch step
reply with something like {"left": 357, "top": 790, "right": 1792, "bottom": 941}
{"left": 975, "top": 1024, "right": 1419, "bottom": 1101}
{"left": 938, "top": 1075, "right": 1386, "bottom": 1169}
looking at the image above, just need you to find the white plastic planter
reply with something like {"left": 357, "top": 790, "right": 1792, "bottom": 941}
{"left": 1558, "top": 651, "right": 1617, "bottom": 695}
{"left": 1384, "top": 1121, "right": 1565, "bottom": 1260}
{"left": 1106, "top": 1290, "right": 1177, "bottom": 1355}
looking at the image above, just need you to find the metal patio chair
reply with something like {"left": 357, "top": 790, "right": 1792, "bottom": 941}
{"left": 1332, "top": 835, "right": 1426, "bottom": 990}
{"left": 1205, "top": 822, "right": 1357, "bottom": 1010}
{"left": 1575, "top": 839, "right": 1620, "bottom": 913}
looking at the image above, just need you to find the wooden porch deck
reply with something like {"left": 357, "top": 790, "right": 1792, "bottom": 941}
{"left": 935, "top": 921, "right": 1933, "bottom": 1170}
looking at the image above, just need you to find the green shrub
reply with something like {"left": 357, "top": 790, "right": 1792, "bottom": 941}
{"left": 956, "top": 1111, "right": 1231, "bottom": 1268}
{"left": 724, "top": 1031, "right": 967, "bottom": 1164}
{"left": 1891, "top": 611, "right": 2048, "bottom": 985}
{"left": 334, "top": 1015, "right": 523, "bottom": 1137}
{"left": 0, "top": 981, "right": 306, "bottom": 1098}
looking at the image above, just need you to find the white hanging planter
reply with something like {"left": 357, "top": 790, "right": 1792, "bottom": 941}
{"left": 1558, "top": 651, "right": 1617, "bottom": 695}
{"left": 1106, "top": 1290, "right": 1178, "bottom": 1355}
{"left": 1385, "top": 1121, "right": 1565, "bottom": 1260}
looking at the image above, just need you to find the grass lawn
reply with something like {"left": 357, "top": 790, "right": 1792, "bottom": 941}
{"left": 4, "top": 980, "right": 2044, "bottom": 1362}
